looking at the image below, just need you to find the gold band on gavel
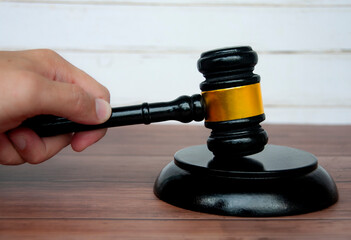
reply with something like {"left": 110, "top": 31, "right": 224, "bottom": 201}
{"left": 202, "top": 83, "right": 264, "bottom": 122}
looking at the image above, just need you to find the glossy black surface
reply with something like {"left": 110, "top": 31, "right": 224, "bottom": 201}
{"left": 198, "top": 46, "right": 260, "bottom": 91}
{"left": 174, "top": 145, "right": 318, "bottom": 178}
{"left": 22, "top": 94, "right": 204, "bottom": 137}
{"left": 154, "top": 46, "right": 338, "bottom": 217}
{"left": 206, "top": 115, "right": 268, "bottom": 157}
{"left": 198, "top": 46, "right": 268, "bottom": 157}
{"left": 154, "top": 144, "right": 338, "bottom": 217}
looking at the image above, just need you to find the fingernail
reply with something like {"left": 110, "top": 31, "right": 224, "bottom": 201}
{"left": 11, "top": 135, "right": 27, "bottom": 151}
{"left": 95, "top": 98, "right": 112, "bottom": 122}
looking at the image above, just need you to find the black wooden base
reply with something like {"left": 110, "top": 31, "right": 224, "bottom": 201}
{"left": 154, "top": 144, "right": 338, "bottom": 217}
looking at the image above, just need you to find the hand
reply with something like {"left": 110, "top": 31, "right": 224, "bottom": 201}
{"left": 0, "top": 49, "right": 111, "bottom": 165}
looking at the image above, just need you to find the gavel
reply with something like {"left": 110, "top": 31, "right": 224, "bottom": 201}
{"left": 23, "top": 46, "right": 268, "bottom": 157}
{"left": 22, "top": 46, "right": 338, "bottom": 217}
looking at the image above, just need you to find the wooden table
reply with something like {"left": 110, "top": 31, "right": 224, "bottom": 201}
{"left": 0, "top": 124, "right": 350, "bottom": 239}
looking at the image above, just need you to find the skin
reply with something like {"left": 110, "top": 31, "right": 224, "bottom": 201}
{"left": 0, "top": 49, "right": 111, "bottom": 165}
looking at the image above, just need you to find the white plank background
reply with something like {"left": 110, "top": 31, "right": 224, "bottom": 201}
{"left": 0, "top": 0, "right": 350, "bottom": 124}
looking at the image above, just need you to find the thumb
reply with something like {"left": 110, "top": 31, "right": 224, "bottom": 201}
{"left": 94, "top": 98, "right": 112, "bottom": 123}
{"left": 29, "top": 78, "right": 111, "bottom": 125}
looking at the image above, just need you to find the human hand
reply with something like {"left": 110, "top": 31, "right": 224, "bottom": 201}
{"left": 0, "top": 49, "right": 111, "bottom": 165}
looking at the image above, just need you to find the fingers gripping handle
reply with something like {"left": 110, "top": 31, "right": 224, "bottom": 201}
{"left": 21, "top": 94, "right": 205, "bottom": 137}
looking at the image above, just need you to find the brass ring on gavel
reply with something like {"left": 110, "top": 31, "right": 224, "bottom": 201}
{"left": 202, "top": 82, "right": 264, "bottom": 122}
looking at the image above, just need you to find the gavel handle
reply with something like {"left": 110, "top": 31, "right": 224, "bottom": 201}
{"left": 21, "top": 94, "right": 205, "bottom": 137}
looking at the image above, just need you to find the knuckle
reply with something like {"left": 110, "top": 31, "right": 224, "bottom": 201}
{"left": 0, "top": 157, "right": 24, "bottom": 165}
{"left": 102, "top": 86, "right": 111, "bottom": 102}
{"left": 31, "top": 49, "right": 62, "bottom": 71}
{"left": 18, "top": 144, "right": 47, "bottom": 165}
{"left": 0, "top": 153, "right": 21, "bottom": 165}
{"left": 0, "top": 144, "right": 25, "bottom": 166}
{"left": 27, "top": 49, "right": 57, "bottom": 64}
{"left": 99, "top": 86, "right": 111, "bottom": 102}
{"left": 26, "top": 155, "right": 45, "bottom": 165}
{"left": 35, "top": 49, "right": 59, "bottom": 59}
{"left": 70, "top": 85, "right": 90, "bottom": 115}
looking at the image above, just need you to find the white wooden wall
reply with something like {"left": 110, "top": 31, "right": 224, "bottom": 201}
{"left": 1, "top": 0, "right": 350, "bottom": 124}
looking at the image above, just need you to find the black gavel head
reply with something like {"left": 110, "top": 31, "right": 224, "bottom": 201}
{"left": 198, "top": 46, "right": 268, "bottom": 157}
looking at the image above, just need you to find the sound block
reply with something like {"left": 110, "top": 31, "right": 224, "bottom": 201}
{"left": 154, "top": 144, "right": 338, "bottom": 217}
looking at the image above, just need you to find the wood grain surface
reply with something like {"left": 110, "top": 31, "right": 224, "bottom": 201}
{"left": 0, "top": 124, "right": 350, "bottom": 239}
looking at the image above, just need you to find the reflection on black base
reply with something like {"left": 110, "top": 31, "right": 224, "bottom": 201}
{"left": 154, "top": 144, "right": 338, "bottom": 217}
